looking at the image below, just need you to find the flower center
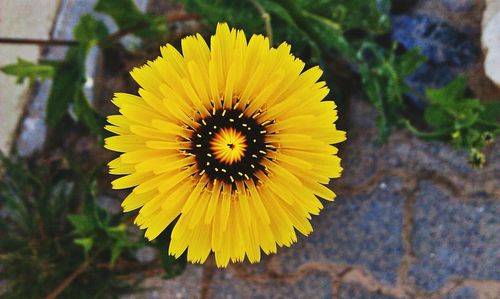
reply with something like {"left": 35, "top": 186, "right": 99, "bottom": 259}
{"left": 210, "top": 127, "right": 247, "bottom": 165}
{"left": 188, "top": 108, "right": 268, "bottom": 183}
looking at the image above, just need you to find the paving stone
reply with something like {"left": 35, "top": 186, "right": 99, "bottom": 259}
{"left": 121, "top": 264, "right": 204, "bottom": 299}
{"left": 391, "top": 14, "right": 479, "bottom": 66}
{"left": 409, "top": 181, "right": 500, "bottom": 292}
{"left": 440, "top": 0, "right": 477, "bottom": 12}
{"left": 404, "top": 62, "right": 456, "bottom": 109}
{"left": 338, "top": 98, "right": 379, "bottom": 187}
{"left": 442, "top": 287, "right": 477, "bottom": 299}
{"left": 275, "top": 176, "right": 405, "bottom": 285}
{"left": 209, "top": 269, "right": 332, "bottom": 299}
{"left": 345, "top": 99, "right": 498, "bottom": 197}
{"left": 390, "top": 12, "right": 481, "bottom": 108}
{"left": 236, "top": 254, "right": 273, "bottom": 276}
{"left": 345, "top": 100, "right": 472, "bottom": 182}
{"left": 338, "top": 283, "right": 397, "bottom": 299}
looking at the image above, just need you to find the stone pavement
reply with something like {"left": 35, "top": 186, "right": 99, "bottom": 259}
{"left": 125, "top": 97, "right": 500, "bottom": 299}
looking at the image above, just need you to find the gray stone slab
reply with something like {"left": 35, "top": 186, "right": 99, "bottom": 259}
{"left": 338, "top": 283, "right": 397, "bottom": 299}
{"left": 209, "top": 269, "right": 332, "bottom": 299}
{"left": 443, "top": 287, "right": 477, "bottom": 299}
{"left": 409, "top": 181, "right": 500, "bottom": 292}
{"left": 121, "top": 264, "right": 203, "bottom": 299}
{"left": 275, "top": 177, "right": 405, "bottom": 285}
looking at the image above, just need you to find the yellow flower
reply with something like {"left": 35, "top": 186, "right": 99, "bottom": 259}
{"left": 104, "top": 23, "right": 346, "bottom": 267}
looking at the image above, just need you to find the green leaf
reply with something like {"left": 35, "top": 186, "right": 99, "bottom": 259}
{"left": 46, "top": 46, "right": 86, "bottom": 127}
{"left": 302, "top": 10, "right": 352, "bottom": 58}
{"left": 319, "top": 0, "right": 390, "bottom": 33}
{"left": 424, "top": 106, "right": 454, "bottom": 129}
{"left": 0, "top": 58, "right": 54, "bottom": 84}
{"left": 480, "top": 101, "right": 500, "bottom": 123}
{"left": 425, "top": 76, "right": 467, "bottom": 106}
{"left": 355, "top": 42, "right": 417, "bottom": 141}
{"left": 74, "top": 91, "right": 107, "bottom": 138}
{"left": 110, "top": 243, "right": 124, "bottom": 267}
{"left": 402, "top": 119, "right": 452, "bottom": 140}
{"left": 420, "top": 77, "right": 499, "bottom": 163}
{"left": 74, "top": 14, "right": 109, "bottom": 47}
{"left": 68, "top": 214, "right": 95, "bottom": 235}
{"left": 74, "top": 237, "right": 94, "bottom": 253}
{"left": 94, "top": 0, "right": 168, "bottom": 40}
{"left": 397, "top": 49, "right": 427, "bottom": 77}
{"left": 46, "top": 14, "right": 110, "bottom": 128}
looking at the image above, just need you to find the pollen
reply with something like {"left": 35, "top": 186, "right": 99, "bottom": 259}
{"left": 210, "top": 128, "right": 247, "bottom": 164}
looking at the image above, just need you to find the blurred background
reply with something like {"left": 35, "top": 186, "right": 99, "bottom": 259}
{"left": 0, "top": 0, "right": 499, "bottom": 298}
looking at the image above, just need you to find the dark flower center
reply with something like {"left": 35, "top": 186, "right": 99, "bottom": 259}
{"left": 189, "top": 108, "right": 268, "bottom": 183}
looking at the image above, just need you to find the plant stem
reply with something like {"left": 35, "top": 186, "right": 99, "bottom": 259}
{"left": 249, "top": 0, "right": 273, "bottom": 45}
{"left": 45, "top": 260, "right": 89, "bottom": 299}
{"left": 0, "top": 38, "right": 78, "bottom": 46}
{"left": 44, "top": 244, "right": 107, "bottom": 299}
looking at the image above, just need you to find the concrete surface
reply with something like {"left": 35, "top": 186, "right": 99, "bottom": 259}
{"left": 0, "top": 0, "right": 60, "bottom": 154}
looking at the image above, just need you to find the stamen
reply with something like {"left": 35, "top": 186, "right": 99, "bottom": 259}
{"left": 189, "top": 107, "right": 268, "bottom": 183}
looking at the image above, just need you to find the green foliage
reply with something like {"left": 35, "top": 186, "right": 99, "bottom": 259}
{"left": 46, "top": 46, "right": 86, "bottom": 127}
{"left": 74, "top": 14, "right": 109, "bottom": 47}
{"left": 357, "top": 44, "right": 426, "bottom": 141}
{"left": 0, "top": 58, "right": 55, "bottom": 84}
{"left": 46, "top": 15, "right": 109, "bottom": 129}
{"left": 0, "top": 151, "right": 188, "bottom": 297}
{"left": 68, "top": 169, "right": 138, "bottom": 267}
{"left": 74, "top": 91, "right": 108, "bottom": 140}
{"left": 94, "top": 0, "right": 168, "bottom": 41}
{"left": 0, "top": 154, "right": 139, "bottom": 298}
{"left": 404, "top": 77, "right": 500, "bottom": 167}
